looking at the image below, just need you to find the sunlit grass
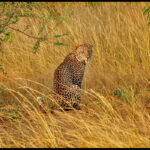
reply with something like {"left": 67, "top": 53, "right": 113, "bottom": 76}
{"left": 0, "top": 2, "right": 150, "bottom": 148}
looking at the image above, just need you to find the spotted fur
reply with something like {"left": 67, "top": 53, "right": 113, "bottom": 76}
{"left": 53, "top": 44, "right": 93, "bottom": 110}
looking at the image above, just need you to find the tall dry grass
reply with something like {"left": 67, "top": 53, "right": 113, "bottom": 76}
{"left": 0, "top": 2, "right": 150, "bottom": 148}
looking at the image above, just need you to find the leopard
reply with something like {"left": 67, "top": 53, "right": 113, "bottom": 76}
{"left": 53, "top": 43, "right": 93, "bottom": 110}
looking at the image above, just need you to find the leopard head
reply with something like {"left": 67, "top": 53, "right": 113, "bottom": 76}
{"left": 75, "top": 44, "right": 93, "bottom": 64}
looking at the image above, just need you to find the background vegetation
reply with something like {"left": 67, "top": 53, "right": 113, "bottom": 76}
{"left": 0, "top": 2, "right": 150, "bottom": 148}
